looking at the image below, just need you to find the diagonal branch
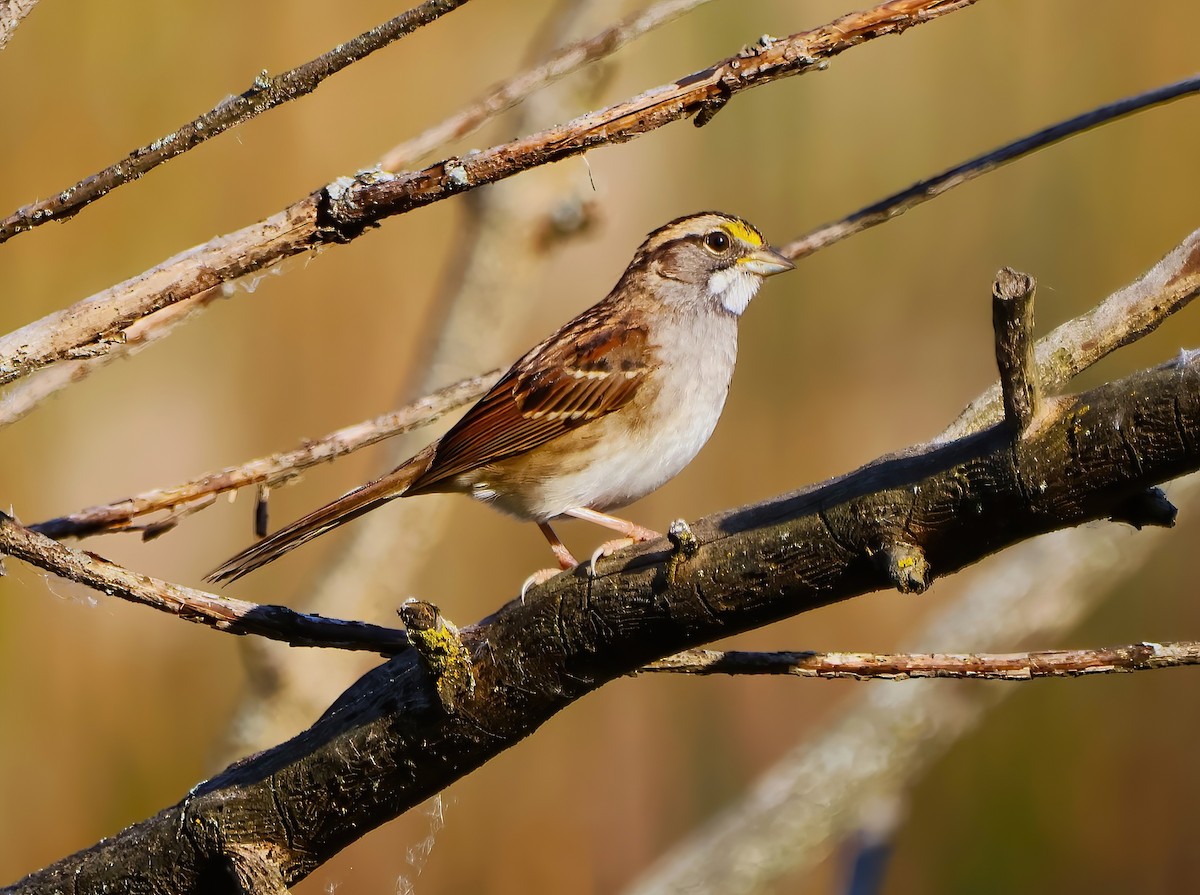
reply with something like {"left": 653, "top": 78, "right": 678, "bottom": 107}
{"left": 942, "top": 223, "right": 1200, "bottom": 438}
{"left": 0, "top": 0, "right": 471, "bottom": 243}
{"left": 783, "top": 72, "right": 1200, "bottom": 262}
{"left": 380, "top": 0, "right": 717, "bottom": 171}
{"left": 9, "top": 338, "right": 1200, "bottom": 891}
{"left": 0, "top": 511, "right": 409, "bottom": 653}
{"left": 29, "top": 369, "right": 500, "bottom": 540}
{"left": 0, "top": 0, "right": 980, "bottom": 390}
{"left": 644, "top": 642, "right": 1200, "bottom": 680}
{"left": 29, "top": 224, "right": 1200, "bottom": 543}
{"left": 0, "top": 0, "right": 705, "bottom": 427}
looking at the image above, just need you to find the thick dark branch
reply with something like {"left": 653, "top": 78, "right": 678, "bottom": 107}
{"left": 7, "top": 343, "right": 1200, "bottom": 892}
{"left": 0, "top": 512, "right": 408, "bottom": 653}
{"left": 0, "top": 0, "right": 470, "bottom": 243}
{"left": 30, "top": 370, "right": 499, "bottom": 540}
{"left": 645, "top": 642, "right": 1200, "bottom": 680}
{"left": 0, "top": 0, "right": 978, "bottom": 389}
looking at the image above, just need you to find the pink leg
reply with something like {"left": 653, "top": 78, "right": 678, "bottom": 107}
{"left": 538, "top": 522, "right": 579, "bottom": 570}
{"left": 562, "top": 507, "right": 661, "bottom": 542}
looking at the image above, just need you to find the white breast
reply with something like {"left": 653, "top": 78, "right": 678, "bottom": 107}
{"left": 523, "top": 310, "right": 739, "bottom": 518}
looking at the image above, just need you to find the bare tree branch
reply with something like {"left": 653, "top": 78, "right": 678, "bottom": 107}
{"left": 0, "top": 0, "right": 471, "bottom": 243}
{"left": 0, "top": 0, "right": 37, "bottom": 51}
{"left": 380, "top": 0, "right": 716, "bottom": 171}
{"left": 0, "top": 286, "right": 225, "bottom": 428}
{"left": 991, "top": 268, "right": 1039, "bottom": 432}
{"left": 942, "top": 223, "right": 1200, "bottom": 439}
{"left": 0, "top": 511, "right": 408, "bottom": 653}
{"left": 26, "top": 223, "right": 1200, "bottom": 551}
{"left": 0, "top": 0, "right": 980, "bottom": 390}
{"left": 645, "top": 641, "right": 1200, "bottom": 680}
{"left": 221, "top": 0, "right": 626, "bottom": 760}
{"left": 8, "top": 337, "right": 1200, "bottom": 891}
{"left": 783, "top": 72, "right": 1200, "bottom": 263}
{"left": 29, "top": 369, "right": 499, "bottom": 540}
{"left": 621, "top": 480, "right": 1200, "bottom": 895}
{"left": 0, "top": 0, "right": 699, "bottom": 429}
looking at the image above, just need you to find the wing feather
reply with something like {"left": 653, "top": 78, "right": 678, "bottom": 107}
{"left": 411, "top": 303, "right": 652, "bottom": 490}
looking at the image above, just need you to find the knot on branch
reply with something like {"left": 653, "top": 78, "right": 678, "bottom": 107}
{"left": 400, "top": 600, "right": 474, "bottom": 712}
{"left": 665, "top": 518, "right": 700, "bottom": 584}
{"left": 876, "top": 541, "right": 931, "bottom": 594}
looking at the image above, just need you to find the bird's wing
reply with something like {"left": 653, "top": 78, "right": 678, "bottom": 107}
{"left": 412, "top": 304, "right": 653, "bottom": 490}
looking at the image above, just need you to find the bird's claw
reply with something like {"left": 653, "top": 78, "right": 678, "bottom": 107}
{"left": 587, "top": 538, "right": 637, "bottom": 578}
{"left": 521, "top": 567, "right": 565, "bottom": 601}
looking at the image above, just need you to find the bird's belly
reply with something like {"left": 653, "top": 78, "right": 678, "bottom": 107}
{"left": 466, "top": 370, "right": 731, "bottom": 520}
{"left": 543, "top": 407, "right": 721, "bottom": 515}
{"left": 467, "top": 413, "right": 719, "bottom": 521}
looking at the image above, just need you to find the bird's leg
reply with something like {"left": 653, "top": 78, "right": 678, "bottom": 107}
{"left": 562, "top": 507, "right": 663, "bottom": 576}
{"left": 521, "top": 522, "right": 580, "bottom": 601}
{"left": 538, "top": 522, "right": 579, "bottom": 570}
{"left": 563, "top": 507, "right": 661, "bottom": 542}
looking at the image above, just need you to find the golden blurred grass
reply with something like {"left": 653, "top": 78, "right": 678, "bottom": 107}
{"left": 2, "top": 1, "right": 1200, "bottom": 891}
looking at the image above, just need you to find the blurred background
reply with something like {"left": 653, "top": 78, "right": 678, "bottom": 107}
{"left": 2, "top": 1, "right": 1199, "bottom": 892}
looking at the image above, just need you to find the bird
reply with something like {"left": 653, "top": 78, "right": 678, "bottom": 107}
{"left": 208, "top": 211, "right": 794, "bottom": 585}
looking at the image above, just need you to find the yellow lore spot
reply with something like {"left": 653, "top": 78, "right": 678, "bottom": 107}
{"left": 723, "top": 219, "right": 763, "bottom": 247}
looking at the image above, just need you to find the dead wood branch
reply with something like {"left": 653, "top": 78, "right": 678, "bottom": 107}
{"left": 783, "top": 73, "right": 1200, "bottom": 262}
{"left": 29, "top": 370, "right": 499, "bottom": 540}
{"left": 0, "top": 0, "right": 471, "bottom": 243}
{"left": 645, "top": 641, "right": 1200, "bottom": 680}
{"left": 0, "top": 511, "right": 408, "bottom": 652}
{"left": 380, "top": 0, "right": 716, "bottom": 171}
{"left": 0, "top": 0, "right": 978, "bottom": 390}
{"left": 6, "top": 328, "right": 1200, "bottom": 890}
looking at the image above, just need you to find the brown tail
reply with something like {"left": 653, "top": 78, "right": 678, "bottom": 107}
{"left": 207, "top": 446, "right": 435, "bottom": 584}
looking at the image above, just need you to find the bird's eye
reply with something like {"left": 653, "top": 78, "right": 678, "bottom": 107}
{"left": 703, "top": 230, "right": 730, "bottom": 253}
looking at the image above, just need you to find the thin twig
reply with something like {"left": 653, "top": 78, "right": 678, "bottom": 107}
{"left": 30, "top": 369, "right": 500, "bottom": 540}
{"left": 645, "top": 642, "right": 1200, "bottom": 680}
{"left": 782, "top": 73, "right": 1200, "bottom": 262}
{"left": 0, "top": 0, "right": 471, "bottom": 243}
{"left": 0, "top": 0, "right": 38, "bottom": 51}
{"left": 0, "top": 0, "right": 979, "bottom": 390}
{"left": 0, "top": 512, "right": 409, "bottom": 653}
{"left": 379, "top": 0, "right": 715, "bottom": 171}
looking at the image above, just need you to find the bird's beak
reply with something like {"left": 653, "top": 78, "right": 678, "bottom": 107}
{"left": 737, "top": 245, "right": 795, "bottom": 277}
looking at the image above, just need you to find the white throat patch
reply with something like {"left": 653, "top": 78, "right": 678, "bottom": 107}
{"left": 708, "top": 267, "right": 761, "bottom": 316}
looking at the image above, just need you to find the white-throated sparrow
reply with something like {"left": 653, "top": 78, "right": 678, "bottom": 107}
{"left": 209, "top": 211, "right": 793, "bottom": 584}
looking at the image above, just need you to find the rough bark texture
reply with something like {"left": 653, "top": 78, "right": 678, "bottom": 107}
{"left": 7, "top": 346, "right": 1199, "bottom": 893}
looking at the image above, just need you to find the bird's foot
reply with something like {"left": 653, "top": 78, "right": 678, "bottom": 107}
{"left": 521, "top": 566, "right": 568, "bottom": 602}
{"left": 587, "top": 527, "right": 661, "bottom": 578}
